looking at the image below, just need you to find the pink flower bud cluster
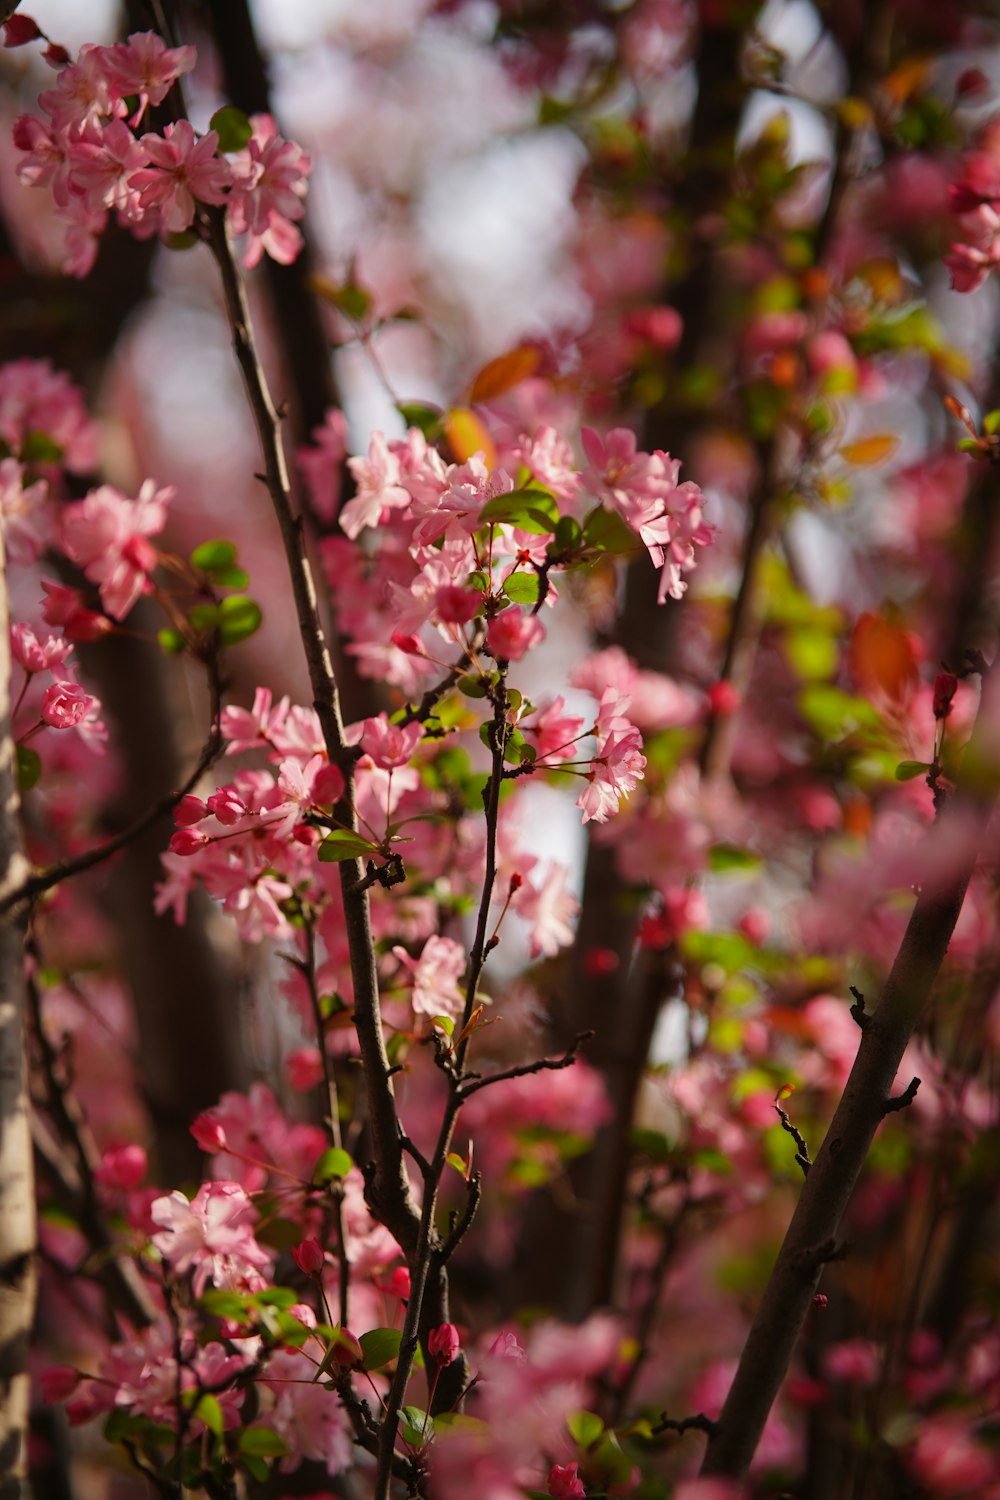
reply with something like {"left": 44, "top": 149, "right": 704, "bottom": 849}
{"left": 13, "top": 31, "right": 310, "bottom": 276}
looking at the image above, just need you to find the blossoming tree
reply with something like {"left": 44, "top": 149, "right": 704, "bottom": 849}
{"left": 2, "top": 1, "right": 1000, "bottom": 1498}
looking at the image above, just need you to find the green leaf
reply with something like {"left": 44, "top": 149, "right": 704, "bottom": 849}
{"left": 157, "top": 627, "right": 186, "bottom": 655}
{"left": 360, "top": 1326, "right": 403, "bottom": 1371}
{"left": 313, "top": 1147, "right": 353, "bottom": 1181}
{"left": 895, "top": 759, "right": 930, "bottom": 782}
{"left": 200, "top": 1289, "right": 251, "bottom": 1320}
{"left": 400, "top": 1405, "right": 429, "bottom": 1450}
{"left": 193, "top": 1393, "right": 224, "bottom": 1438}
{"left": 211, "top": 565, "right": 250, "bottom": 590}
{"left": 457, "top": 673, "right": 489, "bottom": 698}
{"left": 210, "top": 105, "right": 253, "bottom": 153}
{"left": 567, "top": 1409, "right": 604, "bottom": 1449}
{"left": 243, "top": 1455, "right": 268, "bottom": 1483}
{"left": 984, "top": 409, "right": 1000, "bottom": 436}
{"left": 785, "top": 627, "right": 839, "bottom": 682}
{"left": 217, "top": 594, "right": 262, "bottom": 645}
{"left": 445, "top": 1152, "right": 465, "bottom": 1173}
{"left": 582, "top": 505, "right": 640, "bottom": 554}
{"left": 479, "top": 489, "right": 559, "bottom": 532}
{"left": 255, "top": 1287, "right": 299, "bottom": 1308}
{"left": 329, "top": 282, "right": 371, "bottom": 320}
{"left": 502, "top": 571, "right": 541, "bottom": 605}
{"left": 553, "top": 515, "right": 583, "bottom": 551}
{"left": 163, "top": 229, "right": 199, "bottom": 251}
{"left": 397, "top": 402, "right": 443, "bottom": 440}
{"left": 20, "top": 430, "right": 63, "bottom": 464}
{"left": 16, "top": 745, "right": 40, "bottom": 792}
{"left": 190, "top": 539, "right": 237, "bottom": 574}
{"left": 708, "top": 844, "right": 762, "bottom": 873}
{"left": 188, "top": 602, "right": 219, "bottom": 631}
{"left": 318, "top": 830, "right": 380, "bottom": 863}
{"left": 238, "top": 1427, "right": 290, "bottom": 1458}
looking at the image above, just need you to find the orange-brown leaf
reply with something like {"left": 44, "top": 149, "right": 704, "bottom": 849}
{"left": 444, "top": 408, "right": 498, "bottom": 470}
{"left": 840, "top": 434, "right": 899, "bottom": 467}
{"left": 468, "top": 344, "right": 542, "bottom": 404}
{"left": 849, "top": 613, "right": 918, "bottom": 703}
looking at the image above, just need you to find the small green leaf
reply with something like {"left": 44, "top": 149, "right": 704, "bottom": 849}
{"left": 567, "top": 1408, "right": 604, "bottom": 1449}
{"left": 190, "top": 539, "right": 237, "bottom": 574}
{"left": 480, "top": 489, "right": 559, "bottom": 533}
{"left": 20, "top": 430, "right": 63, "bottom": 464}
{"left": 318, "top": 830, "right": 380, "bottom": 863}
{"left": 457, "top": 673, "right": 489, "bottom": 698}
{"left": 400, "top": 1405, "right": 429, "bottom": 1449}
{"left": 895, "top": 759, "right": 930, "bottom": 782}
{"left": 210, "top": 105, "right": 253, "bottom": 153}
{"left": 188, "top": 603, "right": 219, "bottom": 631}
{"left": 243, "top": 1455, "right": 268, "bottom": 1483}
{"left": 360, "top": 1326, "right": 403, "bottom": 1371}
{"left": 503, "top": 571, "right": 541, "bottom": 604}
{"left": 445, "top": 1152, "right": 466, "bottom": 1173}
{"left": 193, "top": 1393, "right": 224, "bottom": 1438}
{"left": 330, "top": 282, "right": 371, "bottom": 321}
{"left": 255, "top": 1287, "right": 299, "bottom": 1308}
{"left": 313, "top": 1147, "right": 353, "bottom": 1181}
{"left": 163, "top": 229, "right": 199, "bottom": 251}
{"left": 984, "top": 409, "right": 1000, "bottom": 435}
{"left": 200, "top": 1289, "right": 251, "bottom": 1320}
{"left": 434, "top": 1015, "right": 455, "bottom": 1037}
{"left": 157, "top": 627, "right": 186, "bottom": 655}
{"left": 238, "top": 1427, "right": 290, "bottom": 1458}
{"left": 708, "top": 844, "right": 762, "bottom": 873}
{"left": 553, "top": 515, "right": 583, "bottom": 552}
{"left": 583, "top": 505, "right": 640, "bottom": 554}
{"left": 211, "top": 565, "right": 250, "bottom": 590}
{"left": 217, "top": 594, "right": 262, "bottom": 645}
{"left": 16, "top": 745, "right": 40, "bottom": 792}
{"left": 397, "top": 402, "right": 443, "bottom": 440}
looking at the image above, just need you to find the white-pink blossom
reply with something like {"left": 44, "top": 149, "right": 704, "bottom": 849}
{"left": 149, "top": 1181, "right": 273, "bottom": 1296}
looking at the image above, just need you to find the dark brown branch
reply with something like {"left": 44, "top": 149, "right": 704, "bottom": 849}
{"left": 882, "top": 1076, "right": 920, "bottom": 1116}
{"left": 458, "top": 1031, "right": 593, "bottom": 1099}
{"left": 700, "top": 646, "right": 1000, "bottom": 1483}
{"left": 774, "top": 1093, "right": 812, "bottom": 1177}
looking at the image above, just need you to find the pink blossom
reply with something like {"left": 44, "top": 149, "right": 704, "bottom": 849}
{"left": 40, "top": 679, "right": 99, "bottom": 730}
{"left": 40, "top": 581, "right": 111, "bottom": 643}
{"left": 486, "top": 608, "right": 545, "bottom": 662}
{"left": 292, "top": 1237, "right": 326, "bottom": 1276}
{"left": 360, "top": 715, "right": 423, "bottom": 770}
{"left": 548, "top": 1462, "right": 585, "bottom": 1499}
{"left": 62, "top": 480, "right": 172, "bottom": 619}
{"left": 10, "top": 623, "right": 71, "bottom": 674}
{"left": 66, "top": 118, "right": 149, "bottom": 214}
{"left": 94, "top": 1144, "right": 147, "bottom": 1192}
{"left": 515, "top": 862, "right": 578, "bottom": 958}
{"left": 227, "top": 113, "right": 311, "bottom": 269}
{"left": 523, "top": 697, "right": 585, "bottom": 762}
{"left": 909, "top": 1417, "right": 994, "bottom": 1493}
{"left": 286, "top": 1047, "right": 325, "bottom": 1092}
{"left": 298, "top": 408, "right": 348, "bottom": 523}
{"left": 0, "top": 459, "right": 51, "bottom": 563}
{"left": 435, "top": 584, "right": 481, "bottom": 626}
{"left": 428, "top": 1323, "right": 461, "bottom": 1366}
{"left": 822, "top": 1339, "right": 882, "bottom": 1386}
{"left": 149, "top": 1181, "right": 273, "bottom": 1296}
{"left": 131, "top": 121, "right": 231, "bottom": 233}
{"left": 383, "top": 1265, "right": 411, "bottom": 1301}
{"left": 221, "top": 686, "right": 290, "bottom": 754}
{"left": 0, "top": 360, "right": 97, "bottom": 472}
{"left": 39, "top": 1367, "right": 80, "bottom": 1404}
{"left": 102, "top": 32, "right": 196, "bottom": 123}
{"left": 342, "top": 432, "right": 411, "bottom": 538}
{"left": 393, "top": 934, "right": 467, "bottom": 1023}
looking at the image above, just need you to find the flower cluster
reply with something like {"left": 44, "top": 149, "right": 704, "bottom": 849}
{"left": 13, "top": 30, "right": 310, "bottom": 275}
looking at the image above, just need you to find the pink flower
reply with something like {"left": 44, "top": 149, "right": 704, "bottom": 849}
{"left": 286, "top": 1047, "right": 325, "bottom": 1092}
{"left": 10, "top": 623, "right": 71, "bottom": 674}
{"left": 910, "top": 1418, "right": 994, "bottom": 1493}
{"left": 486, "top": 608, "right": 545, "bottom": 662}
{"left": 102, "top": 32, "right": 196, "bottom": 123}
{"left": 548, "top": 1462, "right": 585, "bottom": 1499}
{"left": 40, "top": 679, "right": 98, "bottom": 729}
{"left": 342, "top": 432, "right": 411, "bottom": 538}
{"left": 360, "top": 715, "right": 423, "bottom": 770}
{"left": 435, "top": 585, "right": 481, "bottom": 626}
{"left": 577, "top": 689, "right": 645, "bottom": 824}
{"left": 62, "top": 480, "right": 172, "bottom": 620}
{"left": 39, "top": 1367, "right": 81, "bottom": 1403}
{"left": 66, "top": 119, "right": 149, "bottom": 214}
{"left": 149, "top": 1181, "right": 273, "bottom": 1296}
{"left": 94, "top": 1144, "right": 147, "bottom": 1191}
{"left": 292, "top": 1238, "right": 326, "bottom": 1276}
{"left": 382, "top": 1266, "right": 411, "bottom": 1301}
{"left": 131, "top": 121, "right": 231, "bottom": 233}
{"left": 0, "top": 459, "right": 51, "bottom": 564}
{"left": 822, "top": 1339, "right": 882, "bottom": 1386}
{"left": 221, "top": 686, "right": 290, "bottom": 754}
{"left": 428, "top": 1323, "right": 461, "bottom": 1366}
{"left": 515, "top": 862, "right": 578, "bottom": 958}
{"left": 227, "top": 113, "right": 311, "bottom": 269}
{"left": 393, "top": 934, "right": 467, "bottom": 1024}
